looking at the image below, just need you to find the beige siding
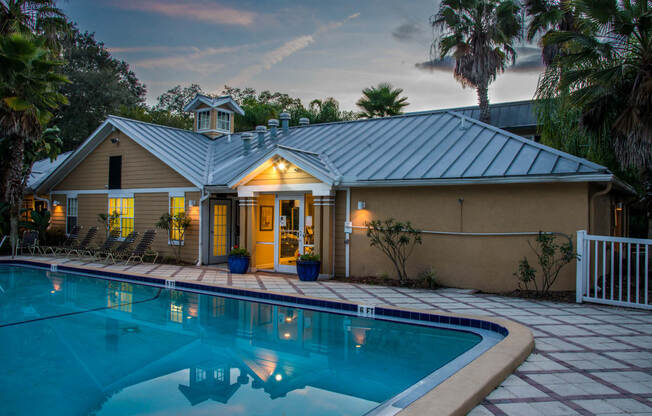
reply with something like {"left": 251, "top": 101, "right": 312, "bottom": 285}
{"left": 333, "top": 182, "right": 591, "bottom": 292}
{"left": 54, "top": 131, "right": 194, "bottom": 191}
{"left": 78, "top": 194, "right": 108, "bottom": 246}
{"left": 246, "top": 163, "right": 320, "bottom": 186}
{"left": 50, "top": 194, "right": 67, "bottom": 231}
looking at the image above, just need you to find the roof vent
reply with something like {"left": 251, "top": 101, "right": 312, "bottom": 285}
{"left": 279, "top": 112, "right": 290, "bottom": 135}
{"left": 241, "top": 132, "right": 253, "bottom": 155}
{"left": 255, "top": 125, "right": 267, "bottom": 148}
{"left": 299, "top": 117, "right": 309, "bottom": 126}
{"left": 268, "top": 119, "right": 279, "bottom": 140}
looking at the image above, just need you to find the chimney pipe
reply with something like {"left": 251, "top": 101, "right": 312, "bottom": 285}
{"left": 268, "top": 119, "right": 279, "bottom": 140}
{"left": 279, "top": 112, "right": 290, "bottom": 135}
{"left": 241, "top": 132, "right": 253, "bottom": 155}
{"left": 255, "top": 125, "right": 267, "bottom": 148}
{"left": 299, "top": 117, "right": 309, "bottom": 126}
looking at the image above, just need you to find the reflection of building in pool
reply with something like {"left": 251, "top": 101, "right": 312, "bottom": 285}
{"left": 178, "top": 365, "right": 247, "bottom": 405}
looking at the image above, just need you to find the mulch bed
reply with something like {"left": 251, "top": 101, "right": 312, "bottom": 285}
{"left": 331, "top": 275, "right": 439, "bottom": 290}
{"left": 496, "top": 289, "right": 577, "bottom": 303}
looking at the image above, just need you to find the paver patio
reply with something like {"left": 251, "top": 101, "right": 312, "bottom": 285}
{"left": 9, "top": 255, "right": 652, "bottom": 415}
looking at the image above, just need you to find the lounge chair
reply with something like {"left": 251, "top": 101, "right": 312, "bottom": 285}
{"left": 42, "top": 225, "right": 81, "bottom": 256}
{"left": 66, "top": 226, "right": 98, "bottom": 257}
{"left": 125, "top": 230, "right": 158, "bottom": 264}
{"left": 82, "top": 229, "right": 121, "bottom": 260}
{"left": 102, "top": 231, "right": 139, "bottom": 264}
{"left": 19, "top": 230, "right": 40, "bottom": 255}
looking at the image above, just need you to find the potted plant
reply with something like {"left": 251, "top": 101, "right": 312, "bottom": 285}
{"left": 228, "top": 246, "right": 250, "bottom": 274}
{"left": 296, "top": 252, "right": 320, "bottom": 281}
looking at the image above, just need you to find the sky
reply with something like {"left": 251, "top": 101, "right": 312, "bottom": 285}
{"left": 60, "top": 0, "right": 545, "bottom": 112}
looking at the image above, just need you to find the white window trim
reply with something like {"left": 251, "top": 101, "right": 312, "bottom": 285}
{"left": 108, "top": 196, "right": 135, "bottom": 241}
{"left": 168, "top": 192, "right": 186, "bottom": 246}
{"left": 216, "top": 109, "right": 231, "bottom": 132}
{"left": 196, "top": 109, "right": 211, "bottom": 132}
{"left": 66, "top": 197, "right": 78, "bottom": 236}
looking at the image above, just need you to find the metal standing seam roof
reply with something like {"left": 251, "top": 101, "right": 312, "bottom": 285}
{"left": 35, "top": 107, "right": 611, "bottom": 193}
{"left": 446, "top": 100, "right": 538, "bottom": 129}
{"left": 27, "top": 151, "right": 73, "bottom": 190}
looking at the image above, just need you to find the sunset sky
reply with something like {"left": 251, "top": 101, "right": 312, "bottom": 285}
{"left": 61, "top": 0, "right": 544, "bottom": 112}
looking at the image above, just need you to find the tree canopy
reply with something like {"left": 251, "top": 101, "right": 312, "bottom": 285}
{"left": 356, "top": 83, "right": 409, "bottom": 118}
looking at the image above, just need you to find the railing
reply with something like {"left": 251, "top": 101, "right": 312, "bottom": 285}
{"left": 576, "top": 230, "right": 651, "bottom": 310}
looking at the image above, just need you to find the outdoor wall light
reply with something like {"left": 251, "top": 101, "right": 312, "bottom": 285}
{"left": 277, "top": 161, "right": 287, "bottom": 171}
{"left": 110, "top": 137, "right": 120, "bottom": 144}
{"left": 52, "top": 200, "right": 61, "bottom": 207}
{"left": 188, "top": 200, "right": 197, "bottom": 207}
{"left": 357, "top": 201, "right": 366, "bottom": 210}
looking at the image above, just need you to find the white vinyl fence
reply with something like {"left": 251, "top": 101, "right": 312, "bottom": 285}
{"left": 576, "top": 230, "right": 651, "bottom": 310}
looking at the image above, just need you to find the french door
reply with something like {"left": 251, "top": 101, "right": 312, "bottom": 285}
{"left": 275, "top": 195, "right": 304, "bottom": 273}
{"left": 209, "top": 200, "right": 230, "bottom": 264}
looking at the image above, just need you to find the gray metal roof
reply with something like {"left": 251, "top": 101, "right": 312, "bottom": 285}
{"left": 35, "top": 105, "right": 611, "bottom": 193}
{"left": 446, "top": 100, "right": 537, "bottom": 129}
{"left": 27, "top": 151, "right": 72, "bottom": 190}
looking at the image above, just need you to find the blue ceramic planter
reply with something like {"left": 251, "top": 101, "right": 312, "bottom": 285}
{"left": 297, "top": 260, "right": 320, "bottom": 281}
{"left": 228, "top": 255, "right": 250, "bottom": 274}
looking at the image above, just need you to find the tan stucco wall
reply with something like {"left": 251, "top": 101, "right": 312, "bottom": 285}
{"left": 338, "top": 183, "right": 591, "bottom": 292}
{"left": 53, "top": 131, "right": 194, "bottom": 191}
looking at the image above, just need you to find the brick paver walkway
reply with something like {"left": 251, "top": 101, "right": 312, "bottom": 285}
{"left": 12, "top": 256, "right": 652, "bottom": 415}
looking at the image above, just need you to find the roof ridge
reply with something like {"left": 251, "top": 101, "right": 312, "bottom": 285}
{"left": 445, "top": 110, "right": 609, "bottom": 172}
{"left": 107, "top": 114, "right": 209, "bottom": 137}
{"left": 441, "top": 99, "right": 536, "bottom": 112}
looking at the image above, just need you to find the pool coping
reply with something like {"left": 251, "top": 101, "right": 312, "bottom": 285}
{"left": 1, "top": 258, "right": 534, "bottom": 416}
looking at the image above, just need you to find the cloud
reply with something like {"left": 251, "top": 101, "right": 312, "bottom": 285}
{"left": 414, "top": 57, "right": 454, "bottom": 72}
{"left": 392, "top": 21, "right": 424, "bottom": 42}
{"left": 112, "top": 0, "right": 256, "bottom": 26}
{"left": 132, "top": 45, "right": 245, "bottom": 69}
{"left": 227, "top": 13, "right": 360, "bottom": 86}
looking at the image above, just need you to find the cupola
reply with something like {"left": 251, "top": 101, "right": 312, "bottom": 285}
{"left": 183, "top": 94, "right": 245, "bottom": 139}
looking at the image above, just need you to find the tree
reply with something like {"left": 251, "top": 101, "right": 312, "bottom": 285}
{"left": 54, "top": 28, "right": 146, "bottom": 150}
{"left": 22, "top": 209, "right": 50, "bottom": 244}
{"left": 309, "top": 97, "right": 357, "bottom": 123}
{"left": 431, "top": 0, "right": 522, "bottom": 123}
{"left": 116, "top": 105, "right": 193, "bottom": 130}
{"left": 536, "top": 0, "right": 652, "bottom": 169}
{"left": 356, "top": 83, "right": 409, "bottom": 118}
{"left": 0, "top": 0, "right": 70, "bottom": 53}
{"left": 156, "top": 211, "right": 191, "bottom": 264}
{"left": 366, "top": 218, "right": 422, "bottom": 284}
{"left": 154, "top": 83, "right": 203, "bottom": 114}
{"left": 0, "top": 33, "right": 68, "bottom": 256}
{"left": 514, "top": 232, "right": 575, "bottom": 296}
{"left": 525, "top": 0, "right": 581, "bottom": 65}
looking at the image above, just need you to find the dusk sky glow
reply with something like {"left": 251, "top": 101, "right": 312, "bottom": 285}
{"left": 62, "top": 0, "right": 544, "bottom": 111}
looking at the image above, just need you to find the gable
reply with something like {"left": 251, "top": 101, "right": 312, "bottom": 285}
{"left": 243, "top": 161, "right": 322, "bottom": 186}
{"left": 53, "top": 130, "right": 195, "bottom": 191}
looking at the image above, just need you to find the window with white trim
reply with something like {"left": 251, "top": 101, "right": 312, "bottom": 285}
{"left": 66, "top": 198, "right": 78, "bottom": 234}
{"left": 197, "top": 110, "right": 210, "bottom": 130}
{"left": 170, "top": 196, "right": 185, "bottom": 241}
{"left": 108, "top": 197, "right": 134, "bottom": 238}
{"left": 217, "top": 110, "right": 230, "bottom": 131}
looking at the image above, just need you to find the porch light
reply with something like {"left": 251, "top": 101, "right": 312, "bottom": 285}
{"left": 357, "top": 201, "right": 366, "bottom": 210}
{"left": 52, "top": 200, "right": 61, "bottom": 207}
{"left": 277, "top": 161, "right": 287, "bottom": 172}
{"left": 188, "top": 200, "right": 197, "bottom": 207}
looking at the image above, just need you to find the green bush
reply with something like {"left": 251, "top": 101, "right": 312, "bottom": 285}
{"left": 298, "top": 252, "right": 320, "bottom": 262}
{"left": 229, "top": 246, "right": 250, "bottom": 257}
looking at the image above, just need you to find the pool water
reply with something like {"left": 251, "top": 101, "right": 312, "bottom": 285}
{"left": 0, "top": 265, "right": 482, "bottom": 416}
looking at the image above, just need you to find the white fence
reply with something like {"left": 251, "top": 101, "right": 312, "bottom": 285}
{"left": 576, "top": 230, "right": 651, "bottom": 310}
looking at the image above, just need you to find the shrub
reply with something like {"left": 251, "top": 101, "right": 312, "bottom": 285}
{"left": 417, "top": 268, "right": 439, "bottom": 289}
{"left": 156, "top": 212, "right": 192, "bottom": 264}
{"left": 514, "top": 232, "right": 576, "bottom": 296}
{"left": 298, "top": 252, "right": 320, "bottom": 262}
{"left": 366, "top": 218, "right": 422, "bottom": 284}
{"left": 229, "top": 245, "right": 250, "bottom": 257}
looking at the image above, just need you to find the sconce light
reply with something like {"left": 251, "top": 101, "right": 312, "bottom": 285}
{"left": 276, "top": 161, "right": 287, "bottom": 172}
{"left": 110, "top": 137, "right": 120, "bottom": 144}
{"left": 188, "top": 200, "right": 197, "bottom": 207}
{"left": 52, "top": 200, "right": 61, "bottom": 207}
{"left": 357, "top": 200, "right": 366, "bottom": 210}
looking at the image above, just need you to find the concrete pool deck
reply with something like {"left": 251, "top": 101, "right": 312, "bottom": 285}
{"left": 5, "top": 255, "right": 652, "bottom": 416}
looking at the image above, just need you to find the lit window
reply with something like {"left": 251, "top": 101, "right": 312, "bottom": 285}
{"left": 108, "top": 198, "right": 134, "bottom": 237}
{"left": 217, "top": 110, "right": 230, "bottom": 131}
{"left": 170, "top": 197, "right": 185, "bottom": 241}
{"left": 66, "top": 198, "right": 78, "bottom": 234}
{"left": 197, "top": 110, "right": 210, "bottom": 130}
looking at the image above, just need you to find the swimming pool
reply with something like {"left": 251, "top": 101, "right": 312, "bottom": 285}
{"left": 0, "top": 263, "right": 504, "bottom": 416}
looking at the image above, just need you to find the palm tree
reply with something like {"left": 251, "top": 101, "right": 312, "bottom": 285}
{"left": 536, "top": 0, "right": 651, "bottom": 169}
{"left": 356, "top": 83, "right": 409, "bottom": 118}
{"left": 431, "top": 0, "right": 522, "bottom": 123}
{"left": 0, "top": 0, "right": 69, "bottom": 52}
{"left": 0, "top": 33, "right": 68, "bottom": 255}
{"left": 525, "top": 0, "right": 580, "bottom": 65}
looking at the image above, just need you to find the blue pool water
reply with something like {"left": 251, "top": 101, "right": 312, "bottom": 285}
{"left": 0, "top": 265, "right": 485, "bottom": 416}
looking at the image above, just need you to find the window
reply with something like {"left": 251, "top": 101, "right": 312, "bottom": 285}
{"left": 197, "top": 110, "right": 210, "bottom": 130}
{"left": 108, "top": 156, "right": 122, "bottom": 189}
{"left": 217, "top": 110, "right": 230, "bottom": 131}
{"left": 170, "top": 196, "right": 185, "bottom": 241}
{"left": 66, "top": 198, "right": 78, "bottom": 234}
{"left": 108, "top": 197, "right": 134, "bottom": 237}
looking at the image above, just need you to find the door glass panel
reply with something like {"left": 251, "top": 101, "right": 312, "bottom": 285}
{"left": 279, "top": 199, "right": 300, "bottom": 266}
{"left": 213, "top": 204, "right": 227, "bottom": 257}
{"left": 304, "top": 194, "right": 314, "bottom": 255}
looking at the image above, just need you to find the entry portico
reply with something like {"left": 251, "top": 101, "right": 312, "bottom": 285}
{"left": 225, "top": 145, "right": 337, "bottom": 276}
